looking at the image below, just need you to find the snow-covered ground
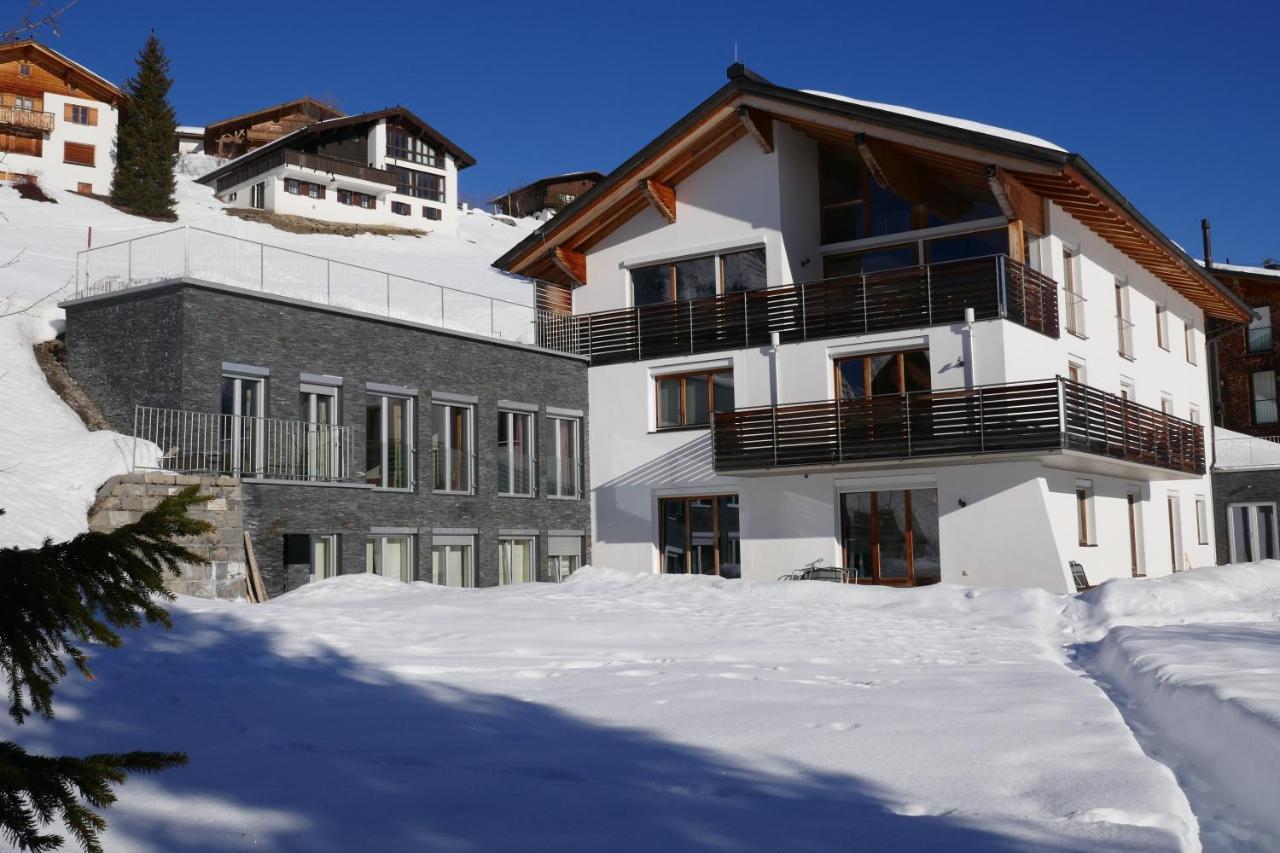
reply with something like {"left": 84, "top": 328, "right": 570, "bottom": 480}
{"left": 3, "top": 565, "right": 1278, "bottom": 852}
{"left": 0, "top": 161, "right": 538, "bottom": 548}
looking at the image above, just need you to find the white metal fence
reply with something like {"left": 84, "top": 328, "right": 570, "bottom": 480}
{"left": 76, "top": 227, "right": 574, "bottom": 353}
{"left": 134, "top": 405, "right": 359, "bottom": 482}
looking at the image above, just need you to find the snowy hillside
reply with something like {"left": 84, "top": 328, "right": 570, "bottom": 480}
{"left": 0, "top": 161, "right": 540, "bottom": 548}
{"left": 1, "top": 565, "right": 1277, "bottom": 851}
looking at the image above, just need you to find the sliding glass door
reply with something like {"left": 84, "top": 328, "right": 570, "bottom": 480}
{"left": 840, "top": 488, "right": 940, "bottom": 585}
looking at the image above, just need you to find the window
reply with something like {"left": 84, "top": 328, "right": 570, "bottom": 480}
{"left": 284, "top": 178, "right": 325, "bottom": 199}
{"left": 1161, "top": 394, "right": 1174, "bottom": 416}
{"left": 65, "top": 104, "right": 97, "bottom": 126}
{"left": 1247, "top": 306, "right": 1272, "bottom": 353}
{"left": 390, "top": 166, "right": 444, "bottom": 201}
{"left": 559, "top": 193, "right": 575, "bottom": 205}
{"left": 1167, "top": 494, "right": 1183, "bottom": 573}
{"left": 1062, "top": 248, "right": 1084, "bottom": 337}
{"left": 391, "top": 200, "right": 411, "bottom": 216}
{"left": 18, "top": 62, "right": 30, "bottom": 77}
{"left": 1115, "top": 279, "right": 1134, "bottom": 359}
{"left": 630, "top": 246, "right": 766, "bottom": 306}
{"left": 63, "top": 141, "right": 95, "bottom": 166}
{"left": 1228, "top": 502, "right": 1279, "bottom": 563}
{"left": 431, "top": 535, "right": 475, "bottom": 587}
{"left": 498, "top": 537, "right": 536, "bottom": 585}
{"left": 1189, "top": 404, "right": 1200, "bottom": 426}
{"left": 283, "top": 533, "right": 339, "bottom": 583}
{"left": 423, "top": 206, "right": 442, "bottom": 221}
{"left": 220, "top": 372, "right": 265, "bottom": 476}
{"left": 660, "top": 495, "right": 740, "bottom": 578}
{"left": 1195, "top": 496, "right": 1209, "bottom": 545}
{"left": 1155, "top": 304, "right": 1170, "bottom": 350}
{"left": 76, "top": 182, "right": 92, "bottom": 195}
{"left": 13, "top": 96, "right": 34, "bottom": 111}
{"left": 1075, "top": 481, "right": 1095, "bottom": 546}
{"left": 365, "top": 393, "right": 413, "bottom": 490}
{"left": 1120, "top": 378, "right": 1135, "bottom": 402}
{"left": 547, "top": 535, "right": 582, "bottom": 582}
{"left": 834, "top": 350, "right": 931, "bottom": 400}
{"left": 1184, "top": 322, "right": 1196, "bottom": 364}
{"left": 1126, "top": 490, "right": 1144, "bottom": 577}
{"left": 655, "top": 368, "right": 734, "bottom": 429}
{"left": 250, "top": 181, "right": 265, "bottom": 209}
{"left": 548, "top": 416, "right": 582, "bottom": 498}
{"left": 497, "top": 409, "right": 535, "bottom": 496}
{"left": 1252, "top": 370, "right": 1277, "bottom": 424}
{"left": 1067, "top": 361, "right": 1085, "bottom": 385}
{"left": 386, "top": 127, "right": 443, "bottom": 168}
{"left": 337, "top": 189, "right": 376, "bottom": 208}
{"left": 366, "top": 534, "right": 414, "bottom": 582}
{"left": 841, "top": 489, "right": 940, "bottom": 585}
{"left": 432, "top": 401, "right": 474, "bottom": 493}
{"left": 301, "top": 382, "right": 340, "bottom": 480}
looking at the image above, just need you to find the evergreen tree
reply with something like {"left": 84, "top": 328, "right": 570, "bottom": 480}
{"left": 0, "top": 487, "right": 211, "bottom": 852}
{"left": 111, "top": 34, "right": 177, "bottom": 219}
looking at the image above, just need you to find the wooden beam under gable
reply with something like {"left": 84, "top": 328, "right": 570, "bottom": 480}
{"left": 987, "top": 166, "right": 1046, "bottom": 235}
{"left": 549, "top": 246, "right": 587, "bottom": 287}
{"left": 855, "top": 134, "right": 969, "bottom": 221}
{"left": 640, "top": 178, "right": 677, "bottom": 224}
{"left": 737, "top": 105, "right": 773, "bottom": 153}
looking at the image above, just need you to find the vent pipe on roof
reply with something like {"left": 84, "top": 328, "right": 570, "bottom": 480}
{"left": 1201, "top": 219, "right": 1214, "bottom": 269}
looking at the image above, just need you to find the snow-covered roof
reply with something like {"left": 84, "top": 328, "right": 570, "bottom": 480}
{"left": 176, "top": 126, "right": 204, "bottom": 136}
{"left": 1198, "top": 260, "right": 1280, "bottom": 279}
{"left": 801, "top": 90, "right": 1066, "bottom": 153}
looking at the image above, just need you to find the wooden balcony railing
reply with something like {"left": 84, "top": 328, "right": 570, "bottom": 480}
{"left": 0, "top": 105, "right": 54, "bottom": 134}
{"left": 570, "top": 255, "right": 1058, "bottom": 366}
{"left": 711, "top": 377, "right": 1205, "bottom": 476}
{"left": 284, "top": 150, "right": 396, "bottom": 186}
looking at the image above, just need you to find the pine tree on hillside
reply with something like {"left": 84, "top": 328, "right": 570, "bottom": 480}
{"left": 0, "top": 487, "right": 211, "bottom": 852}
{"left": 111, "top": 34, "right": 177, "bottom": 220}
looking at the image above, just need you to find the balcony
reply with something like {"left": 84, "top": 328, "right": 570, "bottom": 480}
{"left": 133, "top": 405, "right": 359, "bottom": 483}
{"left": 711, "top": 377, "right": 1205, "bottom": 477}
{"left": 0, "top": 105, "right": 54, "bottom": 135}
{"left": 283, "top": 150, "right": 396, "bottom": 187}
{"left": 574, "top": 255, "right": 1058, "bottom": 366}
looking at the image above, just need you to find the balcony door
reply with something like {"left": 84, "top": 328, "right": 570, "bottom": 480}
{"left": 301, "top": 385, "right": 340, "bottom": 480}
{"left": 833, "top": 350, "right": 930, "bottom": 456}
{"left": 840, "top": 488, "right": 940, "bottom": 586}
{"left": 221, "top": 374, "right": 264, "bottom": 476}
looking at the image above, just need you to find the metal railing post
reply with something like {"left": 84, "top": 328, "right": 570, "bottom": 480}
{"left": 132, "top": 405, "right": 140, "bottom": 471}
{"left": 386, "top": 273, "right": 392, "bottom": 316}
{"left": 743, "top": 292, "right": 749, "bottom": 348}
{"left": 1057, "top": 377, "right": 1068, "bottom": 449}
{"left": 905, "top": 391, "right": 912, "bottom": 457}
{"left": 800, "top": 282, "right": 808, "bottom": 341}
{"left": 490, "top": 299, "right": 496, "bottom": 337}
{"left": 835, "top": 394, "right": 843, "bottom": 462}
{"left": 997, "top": 256, "right": 1008, "bottom": 318}
{"left": 326, "top": 262, "right": 331, "bottom": 304}
{"left": 635, "top": 307, "right": 642, "bottom": 360}
{"left": 772, "top": 405, "right": 779, "bottom": 468}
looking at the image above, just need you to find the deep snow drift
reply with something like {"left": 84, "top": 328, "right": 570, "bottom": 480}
{"left": 4, "top": 565, "right": 1278, "bottom": 852}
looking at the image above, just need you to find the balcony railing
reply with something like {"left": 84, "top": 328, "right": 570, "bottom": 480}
{"left": 284, "top": 150, "right": 396, "bottom": 186}
{"left": 711, "top": 377, "right": 1205, "bottom": 476}
{"left": 574, "top": 255, "right": 1058, "bottom": 366}
{"left": 0, "top": 105, "right": 54, "bottom": 134}
{"left": 133, "top": 405, "right": 359, "bottom": 482}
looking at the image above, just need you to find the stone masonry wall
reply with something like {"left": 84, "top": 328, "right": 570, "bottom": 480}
{"left": 89, "top": 472, "right": 247, "bottom": 600}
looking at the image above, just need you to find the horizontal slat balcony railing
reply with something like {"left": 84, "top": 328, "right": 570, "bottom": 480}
{"left": 283, "top": 149, "right": 396, "bottom": 186}
{"left": 0, "top": 105, "right": 54, "bottom": 134}
{"left": 712, "top": 377, "right": 1204, "bottom": 476}
{"left": 133, "top": 405, "right": 359, "bottom": 482}
{"left": 571, "top": 254, "right": 1058, "bottom": 366}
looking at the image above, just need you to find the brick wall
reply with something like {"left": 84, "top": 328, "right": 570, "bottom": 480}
{"left": 1211, "top": 271, "right": 1280, "bottom": 436}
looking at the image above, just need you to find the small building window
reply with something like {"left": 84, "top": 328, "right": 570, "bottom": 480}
{"left": 63, "top": 141, "right": 95, "bottom": 167}
{"left": 1075, "top": 480, "right": 1095, "bottom": 546}
{"left": 547, "top": 535, "right": 583, "bottom": 582}
{"left": 391, "top": 200, "right": 411, "bottom": 216}
{"left": 1195, "top": 496, "right": 1209, "bottom": 545}
{"left": 76, "top": 182, "right": 92, "bottom": 195}
{"left": 497, "top": 409, "right": 535, "bottom": 497}
{"left": 284, "top": 178, "right": 325, "bottom": 199}
{"left": 1252, "top": 370, "right": 1277, "bottom": 424}
{"left": 66, "top": 104, "right": 96, "bottom": 126}
{"left": 431, "top": 535, "right": 475, "bottom": 587}
{"left": 423, "top": 206, "right": 442, "bottom": 221}
{"left": 1184, "top": 321, "right": 1196, "bottom": 364}
{"left": 655, "top": 368, "right": 734, "bottom": 429}
{"left": 1161, "top": 394, "right": 1174, "bottom": 416}
{"left": 250, "top": 181, "right": 265, "bottom": 209}
{"left": 337, "top": 189, "right": 375, "bottom": 208}
{"left": 367, "top": 534, "right": 415, "bottom": 582}
{"left": 548, "top": 415, "right": 582, "bottom": 498}
{"left": 498, "top": 537, "right": 536, "bottom": 585}
{"left": 1062, "top": 248, "right": 1085, "bottom": 338}
{"left": 432, "top": 401, "right": 474, "bottom": 494}
{"left": 18, "top": 62, "right": 30, "bottom": 77}
{"left": 1247, "top": 306, "right": 1272, "bottom": 353}
{"left": 1115, "top": 279, "right": 1134, "bottom": 359}
{"left": 1155, "top": 304, "right": 1170, "bottom": 350}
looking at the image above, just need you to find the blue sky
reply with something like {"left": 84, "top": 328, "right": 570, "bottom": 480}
{"left": 27, "top": 0, "right": 1279, "bottom": 264}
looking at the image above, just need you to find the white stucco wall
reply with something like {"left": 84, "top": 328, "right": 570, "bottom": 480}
{"left": 3, "top": 92, "right": 117, "bottom": 194}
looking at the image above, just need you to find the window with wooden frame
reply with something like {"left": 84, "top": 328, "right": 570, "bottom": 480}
{"left": 64, "top": 103, "right": 97, "bottom": 126}
{"left": 659, "top": 495, "right": 740, "bottom": 578}
{"left": 18, "top": 62, "right": 30, "bottom": 77}
{"left": 833, "top": 350, "right": 930, "bottom": 401}
{"left": 655, "top": 368, "right": 734, "bottom": 429}
{"left": 337, "top": 189, "right": 376, "bottom": 208}
{"left": 423, "top": 206, "right": 442, "bottom": 221}
{"left": 386, "top": 127, "right": 443, "bottom": 168}
{"left": 630, "top": 247, "right": 765, "bottom": 306}
{"left": 76, "top": 182, "right": 92, "bottom": 195}
{"left": 62, "top": 141, "right": 94, "bottom": 166}
{"left": 391, "top": 200, "right": 411, "bottom": 216}
{"left": 1075, "top": 481, "right": 1095, "bottom": 546}
{"left": 1155, "top": 303, "right": 1170, "bottom": 350}
{"left": 283, "top": 178, "right": 325, "bottom": 199}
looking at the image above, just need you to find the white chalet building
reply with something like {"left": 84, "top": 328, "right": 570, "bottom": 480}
{"left": 497, "top": 65, "right": 1250, "bottom": 593}
{"left": 0, "top": 40, "right": 122, "bottom": 196}
{"left": 198, "top": 107, "right": 474, "bottom": 233}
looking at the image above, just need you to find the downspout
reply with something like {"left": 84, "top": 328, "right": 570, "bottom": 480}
{"left": 963, "top": 307, "right": 977, "bottom": 387}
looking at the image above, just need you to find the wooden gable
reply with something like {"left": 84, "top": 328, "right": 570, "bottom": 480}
{"left": 0, "top": 42, "right": 121, "bottom": 105}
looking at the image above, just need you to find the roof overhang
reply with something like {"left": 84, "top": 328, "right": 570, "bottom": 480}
{"left": 494, "top": 68, "right": 1248, "bottom": 322}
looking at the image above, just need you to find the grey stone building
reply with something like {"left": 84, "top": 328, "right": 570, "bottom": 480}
{"left": 62, "top": 277, "right": 589, "bottom": 596}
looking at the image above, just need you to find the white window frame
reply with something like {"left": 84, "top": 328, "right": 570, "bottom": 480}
{"left": 1114, "top": 277, "right": 1135, "bottom": 360}
{"left": 1160, "top": 394, "right": 1174, "bottom": 416}
{"left": 311, "top": 534, "right": 339, "bottom": 582}
{"left": 431, "top": 534, "right": 476, "bottom": 587}
{"left": 1252, "top": 370, "right": 1278, "bottom": 425}
{"left": 497, "top": 409, "right": 536, "bottom": 497}
{"left": 1227, "top": 502, "right": 1279, "bottom": 564}
{"left": 548, "top": 415, "right": 582, "bottom": 499}
{"left": 1119, "top": 377, "right": 1136, "bottom": 403}
{"left": 366, "top": 534, "right": 415, "bottom": 582}
{"left": 498, "top": 536, "right": 537, "bottom": 585}
{"left": 367, "top": 392, "right": 414, "bottom": 491}
{"left": 250, "top": 181, "right": 266, "bottom": 209}
{"left": 432, "top": 401, "right": 475, "bottom": 495}
{"left": 1194, "top": 495, "right": 1209, "bottom": 546}
{"left": 1189, "top": 404, "right": 1200, "bottom": 426}
{"left": 1184, "top": 321, "right": 1197, "bottom": 365}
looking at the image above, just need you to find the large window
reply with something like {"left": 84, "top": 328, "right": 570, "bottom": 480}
{"left": 367, "top": 534, "right": 414, "bottom": 582}
{"left": 498, "top": 537, "right": 536, "bottom": 585}
{"left": 391, "top": 166, "right": 444, "bottom": 201}
{"left": 655, "top": 368, "right": 734, "bottom": 429}
{"left": 630, "top": 247, "right": 766, "bottom": 306}
{"left": 431, "top": 535, "right": 475, "bottom": 587}
{"left": 250, "top": 181, "right": 265, "bottom": 209}
{"left": 548, "top": 416, "right": 582, "bottom": 498}
{"left": 1228, "top": 502, "right": 1278, "bottom": 563}
{"left": 366, "top": 393, "right": 413, "bottom": 490}
{"left": 823, "top": 228, "right": 1008, "bottom": 279}
{"left": 386, "top": 127, "right": 443, "bottom": 168}
{"left": 1252, "top": 371, "right": 1277, "bottom": 425}
{"left": 432, "top": 401, "right": 474, "bottom": 493}
{"left": 497, "top": 410, "right": 535, "bottom": 496}
{"left": 833, "top": 350, "right": 930, "bottom": 400}
{"left": 1247, "top": 306, "right": 1272, "bottom": 353}
{"left": 841, "top": 488, "right": 940, "bottom": 585}
{"left": 660, "top": 495, "right": 740, "bottom": 578}
{"left": 547, "top": 535, "right": 582, "bottom": 582}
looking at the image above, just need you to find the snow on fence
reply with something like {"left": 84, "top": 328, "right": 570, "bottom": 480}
{"left": 1213, "top": 434, "right": 1280, "bottom": 470}
{"left": 75, "top": 227, "right": 578, "bottom": 355}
